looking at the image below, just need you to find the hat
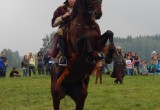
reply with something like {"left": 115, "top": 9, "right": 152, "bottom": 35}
{"left": 116, "top": 46, "right": 122, "bottom": 50}
{"left": 151, "top": 51, "right": 157, "bottom": 55}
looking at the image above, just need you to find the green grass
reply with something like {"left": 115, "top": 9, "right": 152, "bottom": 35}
{"left": 1, "top": 72, "right": 160, "bottom": 110}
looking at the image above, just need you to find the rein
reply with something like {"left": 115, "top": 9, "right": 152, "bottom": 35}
{"left": 88, "top": 0, "right": 102, "bottom": 18}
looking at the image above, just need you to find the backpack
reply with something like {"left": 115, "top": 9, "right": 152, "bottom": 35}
{"left": 0, "top": 59, "right": 4, "bottom": 69}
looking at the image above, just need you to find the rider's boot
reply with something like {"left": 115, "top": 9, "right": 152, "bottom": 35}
{"left": 58, "top": 36, "right": 67, "bottom": 66}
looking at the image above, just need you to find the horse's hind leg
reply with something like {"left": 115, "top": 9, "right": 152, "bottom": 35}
{"left": 52, "top": 90, "right": 65, "bottom": 110}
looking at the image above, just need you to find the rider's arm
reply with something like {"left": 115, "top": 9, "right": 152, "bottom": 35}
{"left": 52, "top": 7, "right": 63, "bottom": 27}
{"left": 52, "top": 6, "right": 70, "bottom": 27}
{"left": 52, "top": 16, "right": 63, "bottom": 27}
{"left": 52, "top": 5, "right": 70, "bottom": 28}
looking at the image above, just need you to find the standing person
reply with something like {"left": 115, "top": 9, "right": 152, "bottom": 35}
{"left": 0, "top": 51, "right": 8, "bottom": 77}
{"left": 125, "top": 55, "right": 133, "bottom": 75}
{"left": 147, "top": 51, "right": 158, "bottom": 74}
{"left": 21, "top": 55, "right": 29, "bottom": 77}
{"left": 51, "top": 0, "right": 76, "bottom": 66}
{"left": 111, "top": 46, "right": 126, "bottom": 84}
{"left": 37, "top": 51, "right": 44, "bottom": 75}
{"left": 44, "top": 48, "right": 52, "bottom": 75}
{"left": 0, "top": 58, "right": 5, "bottom": 77}
{"left": 28, "top": 51, "right": 36, "bottom": 76}
{"left": 134, "top": 53, "right": 140, "bottom": 75}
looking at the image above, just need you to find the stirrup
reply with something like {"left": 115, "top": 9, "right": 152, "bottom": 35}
{"left": 59, "top": 56, "right": 67, "bottom": 66}
{"left": 97, "top": 52, "right": 105, "bottom": 61}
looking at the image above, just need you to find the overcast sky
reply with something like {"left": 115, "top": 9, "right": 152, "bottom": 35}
{"left": 0, "top": 0, "right": 160, "bottom": 56}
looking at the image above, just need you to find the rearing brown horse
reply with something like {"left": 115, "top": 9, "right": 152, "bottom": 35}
{"left": 51, "top": 0, "right": 114, "bottom": 110}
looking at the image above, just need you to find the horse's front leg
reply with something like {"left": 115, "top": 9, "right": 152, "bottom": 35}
{"left": 102, "top": 30, "right": 114, "bottom": 45}
{"left": 53, "top": 99, "right": 60, "bottom": 110}
{"left": 51, "top": 68, "right": 65, "bottom": 110}
{"left": 69, "top": 82, "right": 88, "bottom": 110}
{"left": 51, "top": 89, "right": 65, "bottom": 110}
{"left": 97, "top": 30, "right": 114, "bottom": 51}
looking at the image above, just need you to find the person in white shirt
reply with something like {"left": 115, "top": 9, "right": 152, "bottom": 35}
{"left": 125, "top": 55, "right": 133, "bottom": 75}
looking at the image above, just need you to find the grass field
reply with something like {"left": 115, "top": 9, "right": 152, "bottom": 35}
{"left": 0, "top": 71, "right": 160, "bottom": 110}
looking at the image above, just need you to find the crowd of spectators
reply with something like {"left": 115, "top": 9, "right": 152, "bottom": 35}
{"left": 123, "top": 51, "right": 160, "bottom": 76}
{"left": 0, "top": 48, "right": 54, "bottom": 78}
{"left": 0, "top": 48, "right": 160, "bottom": 78}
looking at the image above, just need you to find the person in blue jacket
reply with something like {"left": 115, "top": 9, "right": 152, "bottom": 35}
{"left": 0, "top": 58, "right": 5, "bottom": 77}
{"left": 155, "top": 60, "right": 160, "bottom": 75}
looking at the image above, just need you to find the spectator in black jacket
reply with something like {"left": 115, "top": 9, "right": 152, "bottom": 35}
{"left": 43, "top": 48, "right": 52, "bottom": 75}
{"left": 10, "top": 67, "right": 21, "bottom": 77}
{"left": 37, "top": 51, "right": 44, "bottom": 75}
{"left": 21, "top": 55, "right": 29, "bottom": 77}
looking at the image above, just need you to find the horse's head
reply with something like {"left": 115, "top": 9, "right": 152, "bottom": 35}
{"left": 88, "top": 0, "right": 102, "bottom": 20}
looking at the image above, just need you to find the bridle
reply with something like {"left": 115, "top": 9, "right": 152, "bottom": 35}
{"left": 88, "top": 0, "right": 102, "bottom": 14}
{"left": 71, "top": 0, "right": 102, "bottom": 29}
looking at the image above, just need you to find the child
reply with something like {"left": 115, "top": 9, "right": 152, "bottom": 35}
{"left": 140, "top": 60, "right": 148, "bottom": 75}
{"left": 10, "top": 67, "right": 21, "bottom": 77}
{"left": 125, "top": 55, "right": 133, "bottom": 75}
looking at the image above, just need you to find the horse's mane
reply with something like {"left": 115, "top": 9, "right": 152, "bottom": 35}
{"left": 70, "top": 0, "right": 90, "bottom": 21}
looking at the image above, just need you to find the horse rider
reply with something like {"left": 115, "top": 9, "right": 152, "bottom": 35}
{"left": 52, "top": 0, "right": 76, "bottom": 66}
{"left": 52, "top": 0, "right": 105, "bottom": 67}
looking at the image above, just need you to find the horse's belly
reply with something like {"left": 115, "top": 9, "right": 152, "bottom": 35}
{"left": 64, "top": 59, "right": 95, "bottom": 83}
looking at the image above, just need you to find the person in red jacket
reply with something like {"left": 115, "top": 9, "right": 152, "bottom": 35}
{"left": 51, "top": 0, "right": 76, "bottom": 66}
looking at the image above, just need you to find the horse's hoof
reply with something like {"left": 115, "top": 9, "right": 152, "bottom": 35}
{"left": 106, "top": 30, "right": 114, "bottom": 36}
